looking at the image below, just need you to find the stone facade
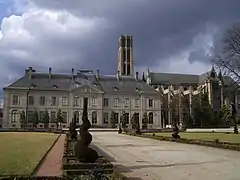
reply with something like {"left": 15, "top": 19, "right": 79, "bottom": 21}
{"left": 145, "top": 67, "right": 240, "bottom": 126}
{"left": 2, "top": 68, "right": 161, "bottom": 129}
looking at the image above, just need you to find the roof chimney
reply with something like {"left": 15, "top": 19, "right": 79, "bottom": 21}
{"left": 96, "top": 69, "right": 100, "bottom": 80}
{"left": 71, "top": 68, "right": 74, "bottom": 79}
{"left": 142, "top": 72, "right": 146, "bottom": 82}
{"left": 27, "top": 67, "right": 33, "bottom": 79}
{"left": 135, "top": 72, "right": 139, "bottom": 80}
{"left": 48, "top": 67, "right": 52, "bottom": 79}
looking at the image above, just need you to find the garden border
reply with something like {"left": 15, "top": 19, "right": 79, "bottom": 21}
{"left": 125, "top": 132, "right": 240, "bottom": 151}
{"left": 31, "top": 134, "right": 62, "bottom": 176}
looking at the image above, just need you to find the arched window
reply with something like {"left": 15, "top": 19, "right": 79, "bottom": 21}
{"left": 11, "top": 110, "right": 19, "bottom": 123}
{"left": 148, "top": 112, "right": 153, "bottom": 124}
{"left": 92, "top": 111, "right": 97, "bottom": 124}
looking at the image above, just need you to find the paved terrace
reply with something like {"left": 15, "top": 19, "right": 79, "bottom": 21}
{"left": 92, "top": 132, "right": 240, "bottom": 180}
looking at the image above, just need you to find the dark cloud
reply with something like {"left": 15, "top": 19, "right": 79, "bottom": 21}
{"left": 1, "top": 0, "right": 240, "bottom": 93}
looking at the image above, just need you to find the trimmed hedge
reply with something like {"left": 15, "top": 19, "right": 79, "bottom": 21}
{"left": 126, "top": 132, "right": 240, "bottom": 151}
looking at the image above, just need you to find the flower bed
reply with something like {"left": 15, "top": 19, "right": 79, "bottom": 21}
{"left": 62, "top": 133, "right": 113, "bottom": 175}
{"left": 126, "top": 132, "right": 240, "bottom": 151}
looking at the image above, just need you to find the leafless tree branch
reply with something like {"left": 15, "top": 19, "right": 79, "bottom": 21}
{"left": 213, "top": 22, "right": 240, "bottom": 86}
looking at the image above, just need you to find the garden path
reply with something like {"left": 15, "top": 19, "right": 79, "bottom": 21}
{"left": 92, "top": 132, "right": 240, "bottom": 180}
{"left": 35, "top": 134, "right": 65, "bottom": 177}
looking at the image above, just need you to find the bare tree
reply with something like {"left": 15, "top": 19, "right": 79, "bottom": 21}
{"left": 213, "top": 23, "right": 240, "bottom": 84}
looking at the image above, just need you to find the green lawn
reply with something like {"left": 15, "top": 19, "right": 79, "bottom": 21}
{"left": 145, "top": 132, "right": 240, "bottom": 143}
{"left": 0, "top": 132, "right": 58, "bottom": 175}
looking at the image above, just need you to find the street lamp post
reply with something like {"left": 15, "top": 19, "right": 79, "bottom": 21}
{"left": 25, "top": 88, "right": 30, "bottom": 126}
{"left": 25, "top": 84, "right": 34, "bottom": 126}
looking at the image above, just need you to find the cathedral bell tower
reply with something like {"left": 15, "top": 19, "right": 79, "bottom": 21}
{"left": 117, "top": 35, "right": 134, "bottom": 76}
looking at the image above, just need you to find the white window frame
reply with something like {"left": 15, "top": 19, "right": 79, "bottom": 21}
{"left": 114, "top": 98, "right": 119, "bottom": 107}
{"left": 62, "top": 97, "right": 69, "bottom": 106}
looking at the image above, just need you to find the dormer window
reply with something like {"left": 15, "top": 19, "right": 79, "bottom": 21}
{"left": 30, "top": 83, "right": 36, "bottom": 88}
{"left": 113, "top": 87, "right": 118, "bottom": 91}
{"left": 136, "top": 87, "right": 141, "bottom": 92}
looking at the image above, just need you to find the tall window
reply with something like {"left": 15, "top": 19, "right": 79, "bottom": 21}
{"left": 114, "top": 113, "right": 119, "bottom": 124}
{"left": 125, "top": 113, "right": 130, "bottom": 124}
{"left": 11, "top": 110, "right": 19, "bottom": 123}
{"left": 135, "top": 99, "right": 140, "bottom": 107}
{"left": 124, "top": 98, "right": 129, "bottom": 107}
{"left": 39, "top": 111, "right": 45, "bottom": 121}
{"left": 62, "top": 112, "right": 68, "bottom": 123}
{"left": 92, "top": 97, "right": 97, "bottom": 107}
{"left": 74, "top": 111, "right": 80, "bottom": 124}
{"left": 50, "top": 111, "right": 56, "bottom": 123}
{"left": 12, "top": 95, "right": 19, "bottom": 105}
{"left": 114, "top": 98, "right": 119, "bottom": 107}
{"left": 28, "top": 96, "right": 34, "bottom": 105}
{"left": 51, "top": 97, "right": 56, "bottom": 106}
{"left": 62, "top": 97, "right": 68, "bottom": 106}
{"left": 74, "top": 97, "right": 79, "bottom": 106}
{"left": 103, "top": 112, "right": 108, "bottom": 124}
{"left": 92, "top": 111, "right": 97, "bottom": 124}
{"left": 149, "top": 112, "right": 153, "bottom": 124}
{"left": 148, "top": 99, "right": 153, "bottom": 108}
{"left": 40, "top": 96, "right": 45, "bottom": 106}
{"left": 103, "top": 98, "right": 108, "bottom": 107}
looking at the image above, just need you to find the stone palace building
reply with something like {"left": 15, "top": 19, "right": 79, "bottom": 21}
{"left": 2, "top": 35, "right": 239, "bottom": 129}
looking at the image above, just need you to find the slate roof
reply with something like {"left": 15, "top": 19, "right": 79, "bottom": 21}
{"left": 149, "top": 70, "right": 234, "bottom": 86}
{"left": 6, "top": 68, "right": 236, "bottom": 94}
{"left": 6, "top": 71, "right": 158, "bottom": 95}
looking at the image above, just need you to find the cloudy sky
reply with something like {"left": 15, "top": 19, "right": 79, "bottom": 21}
{"left": 0, "top": 0, "right": 240, "bottom": 103}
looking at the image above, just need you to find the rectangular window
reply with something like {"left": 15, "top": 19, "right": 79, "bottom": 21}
{"left": 28, "top": 96, "right": 34, "bottom": 105}
{"left": 135, "top": 99, "right": 140, "bottom": 107}
{"left": 51, "top": 97, "right": 56, "bottom": 106}
{"left": 62, "top": 97, "right": 68, "bottom": 106}
{"left": 40, "top": 96, "right": 45, "bottom": 106}
{"left": 39, "top": 111, "right": 45, "bottom": 121}
{"left": 50, "top": 111, "right": 56, "bottom": 123}
{"left": 27, "top": 111, "right": 34, "bottom": 123}
{"left": 114, "top": 113, "right": 119, "bottom": 124}
{"left": 114, "top": 98, "right": 119, "bottom": 107}
{"left": 125, "top": 113, "right": 130, "bottom": 124}
{"left": 135, "top": 113, "right": 140, "bottom": 122}
{"left": 12, "top": 95, "right": 19, "bottom": 105}
{"left": 124, "top": 98, "right": 129, "bottom": 107}
{"left": 62, "top": 112, "right": 67, "bottom": 123}
{"left": 148, "top": 99, "right": 153, "bottom": 108}
{"left": 92, "top": 97, "right": 97, "bottom": 107}
{"left": 74, "top": 97, "right": 79, "bottom": 106}
{"left": 103, "top": 112, "right": 108, "bottom": 124}
{"left": 103, "top": 98, "right": 108, "bottom": 107}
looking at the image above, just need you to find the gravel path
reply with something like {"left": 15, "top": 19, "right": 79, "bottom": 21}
{"left": 92, "top": 132, "right": 240, "bottom": 180}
